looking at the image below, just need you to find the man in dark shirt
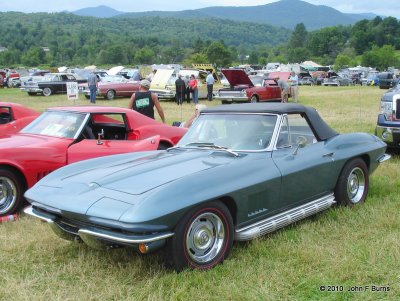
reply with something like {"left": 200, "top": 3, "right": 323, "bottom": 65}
{"left": 175, "top": 75, "right": 186, "bottom": 105}
{"left": 128, "top": 80, "right": 166, "bottom": 123}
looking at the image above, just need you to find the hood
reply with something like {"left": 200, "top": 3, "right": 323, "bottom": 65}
{"left": 221, "top": 69, "right": 253, "bottom": 87}
{"left": 0, "top": 134, "right": 69, "bottom": 150}
{"left": 25, "top": 150, "right": 237, "bottom": 217}
{"left": 37, "top": 149, "right": 236, "bottom": 196}
{"left": 267, "top": 71, "right": 291, "bottom": 80}
{"left": 150, "top": 69, "right": 174, "bottom": 90}
{"left": 107, "top": 66, "right": 125, "bottom": 75}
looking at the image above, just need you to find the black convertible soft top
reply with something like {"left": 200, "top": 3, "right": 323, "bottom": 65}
{"left": 203, "top": 103, "right": 338, "bottom": 141}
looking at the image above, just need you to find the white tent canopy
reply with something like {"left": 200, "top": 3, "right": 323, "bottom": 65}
{"left": 84, "top": 65, "right": 97, "bottom": 70}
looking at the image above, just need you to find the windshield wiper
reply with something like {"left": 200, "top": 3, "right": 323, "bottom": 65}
{"left": 184, "top": 142, "right": 239, "bottom": 157}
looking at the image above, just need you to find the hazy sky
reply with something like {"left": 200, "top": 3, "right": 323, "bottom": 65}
{"left": 1, "top": 0, "right": 399, "bottom": 19}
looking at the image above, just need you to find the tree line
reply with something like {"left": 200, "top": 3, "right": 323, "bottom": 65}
{"left": 0, "top": 12, "right": 399, "bottom": 70}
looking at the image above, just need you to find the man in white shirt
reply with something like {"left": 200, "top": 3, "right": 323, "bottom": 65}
{"left": 206, "top": 71, "right": 215, "bottom": 101}
{"left": 288, "top": 71, "right": 299, "bottom": 103}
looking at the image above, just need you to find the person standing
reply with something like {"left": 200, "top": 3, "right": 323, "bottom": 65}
{"left": 87, "top": 72, "right": 99, "bottom": 103}
{"left": 128, "top": 79, "right": 166, "bottom": 123}
{"left": 188, "top": 74, "right": 198, "bottom": 104}
{"left": 288, "top": 71, "right": 299, "bottom": 103}
{"left": 175, "top": 75, "right": 186, "bottom": 105}
{"left": 275, "top": 76, "right": 289, "bottom": 103}
{"left": 131, "top": 69, "right": 140, "bottom": 81}
{"left": 184, "top": 75, "right": 191, "bottom": 103}
{"left": 206, "top": 71, "right": 215, "bottom": 101}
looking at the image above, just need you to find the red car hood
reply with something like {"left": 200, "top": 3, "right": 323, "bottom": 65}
{"left": 221, "top": 69, "right": 254, "bottom": 87}
{"left": 0, "top": 134, "right": 70, "bottom": 150}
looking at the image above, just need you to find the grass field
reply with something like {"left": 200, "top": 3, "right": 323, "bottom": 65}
{"left": 0, "top": 86, "right": 399, "bottom": 301}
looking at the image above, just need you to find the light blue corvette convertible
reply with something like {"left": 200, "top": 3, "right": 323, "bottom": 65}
{"left": 24, "top": 103, "right": 390, "bottom": 271}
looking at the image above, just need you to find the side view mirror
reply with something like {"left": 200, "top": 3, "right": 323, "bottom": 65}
{"left": 292, "top": 136, "right": 307, "bottom": 155}
{"left": 96, "top": 129, "right": 104, "bottom": 145}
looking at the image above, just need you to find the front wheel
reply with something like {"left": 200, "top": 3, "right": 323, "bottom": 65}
{"left": 0, "top": 168, "right": 25, "bottom": 217}
{"left": 334, "top": 158, "right": 369, "bottom": 206}
{"left": 250, "top": 95, "right": 258, "bottom": 103}
{"left": 42, "top": 87, "right": 52, "bottom": 96}
{"left": 166, "top": 201, "right": 233, "bottom": 271}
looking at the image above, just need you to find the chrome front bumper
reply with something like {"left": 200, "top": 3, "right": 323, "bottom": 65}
{"left": 375, "top": 125, "right": 400, "bottom": 146}
{"left": 214, "top": 95, "right": 248, "bottom": 102}
{"left": 24, "top": 206, "right": 174, "bottom": 250}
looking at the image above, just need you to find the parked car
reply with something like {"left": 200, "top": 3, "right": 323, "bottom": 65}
{"left": 21, "top": 73, "right": 87, "bottom": 96}
{"left": 378, "top": 72, "right": 398, "bottom": 89}
{"left": 19, "top": 70, "right": 51, "bottom": 90}
{"left": 375, "top": 84, "right": 400, "bottom": 149}
{"left": 0, "top": 106, "right": 186, "bottom": 216}
{"left": 361, "top": 73, "right": 379, "bottom": 86}
{"left": 322, "top": 74, "right": 353, "bottom": 86}
{"left": 299, "top": 76, "right": 313, "bottom": 85}
{"left": 214, "top": 69, "right": 283, "bottom": 103}
{"left": 79, "top": 77, "right": 141, "bottom": 100}
{"left": 24, "top": 103, "right": 389, "bottom": 271}
{"left": 0, "top": 102, "right": 39, "bottom": 138}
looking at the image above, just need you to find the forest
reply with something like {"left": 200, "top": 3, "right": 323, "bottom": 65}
{"left": 0, "top": 11, "right": 399, "bottom": 70}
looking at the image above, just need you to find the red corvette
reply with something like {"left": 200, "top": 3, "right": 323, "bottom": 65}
{"left": 0, "top": 102, "right": 40, "bottom": 138}
{"left": 0, "top": 106, "right": 187, "bottom": 216}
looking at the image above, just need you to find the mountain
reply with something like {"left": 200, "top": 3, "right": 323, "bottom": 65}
{"left": 72, "top": 0, "right": 379, "bottom": 30}
{"left": 73, "top": 5, "right": 123, "bottom": 18}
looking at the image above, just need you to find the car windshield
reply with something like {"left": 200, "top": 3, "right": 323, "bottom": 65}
{"left": 21, "top": 111, "right": 87, "bottom": 138}
{"left": 177, "top": 113, "right": 278, "bottom": 151}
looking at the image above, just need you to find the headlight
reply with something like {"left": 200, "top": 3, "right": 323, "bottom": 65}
{"left": 241, "top": 89, "right": 246, "bottom": 96}
{"left": 380, "top": 101, "right": 393, "bottom": 120}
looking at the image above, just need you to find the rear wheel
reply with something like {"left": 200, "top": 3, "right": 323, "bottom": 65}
{"left": 250, "top": 95, "right": 258, "bottom": 103}
{"left": 334, "top": 158, "right": 369, "bottom": 206}
{"left": 166, "top": 201, "right": 233, "bottom": 271}
{"left": 42, "top": 87, "right": 52, "bottom": 96}
{"left": 106, "top": 90, "right": 115, "bottom": 100}
{"left": 0, "top": 168, "right": 24, "bottom": 217}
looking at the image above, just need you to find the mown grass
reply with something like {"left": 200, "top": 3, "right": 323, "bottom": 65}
{"left": 0, "top": 86, "right": 399, "bottom": 301}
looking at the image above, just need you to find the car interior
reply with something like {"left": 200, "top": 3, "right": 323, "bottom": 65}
{"left": 83, "top": 113, "right": 129, "bottom": 140}
{"left": 0, "top": 108, "right": 12, "bottom": 124}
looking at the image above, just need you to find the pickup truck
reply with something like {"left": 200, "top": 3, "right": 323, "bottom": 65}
{"left": 375, "top": 83, "right": 400, "bottom": 149}
{"left": 378, "top": 72, "right": 398, "bottom": 89}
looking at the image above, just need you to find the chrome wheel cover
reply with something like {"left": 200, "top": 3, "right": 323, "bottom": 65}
{"left": 43, "top": 88, "right": 51, "bottom": 96}
{"left": 347, "top": 167, "right": 365, "bottom": 204}
{"left": 250, "top": 96, "right": 257, "bottom": 103}
{"left": 0, "top": 176, "right": 17, "bottom": 215}
{"left": 107, "top": 90, "right": 115, "bottom": 100}
{"left": 185, "top": 212, "right": 225, "bottom": 264}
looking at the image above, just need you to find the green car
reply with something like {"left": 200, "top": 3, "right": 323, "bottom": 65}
{"left": 24, "top": 103, "right": 390, "bottom": 271}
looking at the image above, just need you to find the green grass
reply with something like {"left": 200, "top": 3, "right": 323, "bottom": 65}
{"left": 0, "top": 86, "right": 399, "bottom": 301}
